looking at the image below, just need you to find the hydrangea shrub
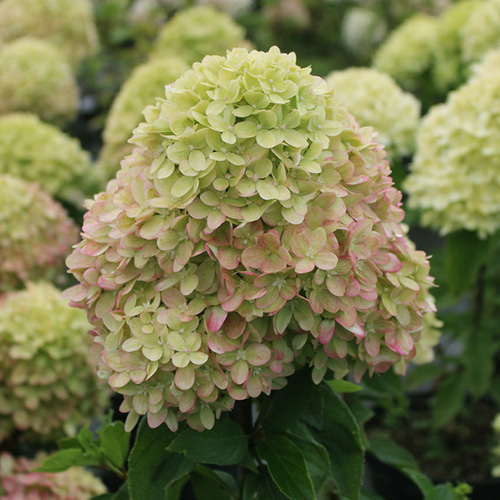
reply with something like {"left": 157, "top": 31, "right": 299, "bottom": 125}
{"left": 0, "top": 283, "right": 109, "bottom": 442}
{"left": 0, "top": 38, "right": 78, "bottom": 126}
{"left": 404, "top": 69, "right": 500, "bottom": 238}
{"left": 0, "top": 114, "right": 95, "bottom": 205}
{"left": 0, "top": 0, "right": 98, "bottom": 68}
{"left": 0, "top": 453, "right": 106, "bottom": 500}
{"left": 373, "top": 14, "right": 438, "bottom": 91}
{"left": 325, "top": 67, "right": 420, "bottom": 161}
{"left": 0, "top": 176, "right": 78, "bottom": 292}
{"left": 66, "top": 47, "right": 437, "bottom": 432}
{"left": 153, "top": 6, "right": 248, "bottom": 64}
{"left": 99, "top": 57, "right": 189, "bottom": 181}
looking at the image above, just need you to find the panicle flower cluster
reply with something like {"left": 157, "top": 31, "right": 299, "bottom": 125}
{"left": 153, "top": 6, "right": 248, "bottom": 64}
{"left": 404, "top": 69, "right": 500, "bottom": 238}
{"left": 461, "top": 0, "right": 500, "bottom": 63}
{"left": 373, "top": 14, "right": 439, "bottom": 91}
{"left": 0, "top": 114, "right": 95, "bottom": 205}
{"left": 325, "top": 68, "right": 420, "bottom": 161}
{"left": 99, "top": 58, "right": 189, "bottom": 182}
{"left": 341, "top": 7, "right": 387, "bottom": 61}
{"left": 0, "top": 38, "right": 78, "bottom": 126}
{"left": 0, "top": 283, "right": 109, "bottom": 442}
{"left": 0, "top": 453, "right": 106, "bottom": 500}
{"left": 0, "top": 0, "right": 98, "bottom": 68}
{"left": 0, "top": 176, "right": 78, "bottom": 292}
{"left": 66, "top": 47, "right": 437, "bottom": 432}
{"left": 432, "top": 0, "right": 482, "bottom": 92}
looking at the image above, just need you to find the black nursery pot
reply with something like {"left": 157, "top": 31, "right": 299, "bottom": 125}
{"left": 366, "top": 453, "right": 500, "bottom": 500}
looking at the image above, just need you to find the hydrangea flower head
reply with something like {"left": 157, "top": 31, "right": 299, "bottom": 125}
{"left": 432, "top": 0, "right": 482, "bottom": 92}
{"left": 0, "top": 283, "right": 109, "bottom": 442}
{"left": 461, "top": 0, "right": 500, "bottom": 63}
{"left": 341, "top": 7, "right": 387, "bottom": 61}
{"left": 0, "top": 38, "right": 78, "bottom": 126}
{"left": 0, "top": 176, "right": 78, "bottom": 292}
{"left": 153, "top": 6, "right": 248, "bottom": 64}
{"left": 0, "top": 0, "right": 98, "bottom": 68}
{"left": 373, "top": 14, "right": 439, "bottom": 91}
{"left": 0, "top": 114, "right": 95, "bottom": 205}
{"left": 0, "top": 453, "right": 106, "bottom": 500}
{"left": 471, "top": 47, "right": 500, "bottom": 78}
{"left": 67, "top": 47, "right": 437, "bottom": 432}
{"left": 326, "top": 67, "right": 420, "bottom": 161}
{"left": 99, "top": 57, "right": 189, "bottom": 181}
{"left": 404, "top": 70, "right": 500, "bottom": 238}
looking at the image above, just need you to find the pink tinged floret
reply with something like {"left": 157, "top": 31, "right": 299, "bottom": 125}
{"left": 206, "top": 306, "right": 228, "bottom": 332}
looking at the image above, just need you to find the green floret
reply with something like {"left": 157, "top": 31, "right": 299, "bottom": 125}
{"left": 0, "top": 38, "right": 78, "bottom": 126}
{"left": 373, "top": 14, "right": 439, "bottom": 92}
{"left": 99, "top": 57, "right": 189, "bottom": 181}
{"left": 153, "top": 5, "right": 248, "bottom": 64}
{"left": 0, "top": 114, "right": 97, "bottom": 205}
{"left": 326, "top": 67, "right": 420, "bottom": 161}
{"left": 0, "top": 283, "right": 109, "bottom": 443}
{"left": 0, "top": 175, "right": 78, "bottom": 292}
{"left": 0, "top": 0, "right": 98, "bottom": 68}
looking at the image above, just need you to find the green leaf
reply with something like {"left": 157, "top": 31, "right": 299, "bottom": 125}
{"left": 113, "top": 483, "right": 130, "bottom": 500}
{"left": 243, "top": 470, "right": 288, "bottom": 500}
{"left": 164, "top": 476, "right": 190, "bottom": 500}
{"left": 260, "top": 368, "right": 316, "bottom": 432}
{"left": 432, "top": 371, "right": 466, "bottom": 428}
{"left": 191, "top": 467, "right": 237, "bottom": 500}
{"left": 444, "top": 231, "right": 491, "bottom": 294}
{"left": 368, "top": 436, "right": 441, "bottom": 500}
{"left": 288, "top": 423, "right": 331, "bottom": 493}
{"left": 328, "top": 379, "right": 362, "bottom": 393}
{"left": 128, "top": 419, "right": 195, "bottom": 500}
{"left": 300, "top": 384, "right": 324, "bottom": 430}
{"left": 256, "top": 434, "right": 315, "bottom": 500}
{"left": 91, "top": 495, "right": 114, "bottom": 500}
{"left": 36, "top": 449, "right": 99, "bottom": 473}
{"left": 368, "top": 435, "right": 418, "bottom": 470}
{"left": 78, "top": 425, "right": 100, "bottom": 454}
{"left": 314, "top": 384, "right": 364, "bottom": 500}
{"left": 168, "top": 420, "right": 247, "bottom": 466}
{"left": 100, "top": 421, "right": 131, "bottom": 469}
{"left": 404, "top": 364, "right": 442, "bottom": 391}
{"left": 464, "top": 329, "right": 495, "bottom": 398}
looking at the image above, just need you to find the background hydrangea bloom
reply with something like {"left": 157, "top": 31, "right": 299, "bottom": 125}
{"left": 461, "top": 0, "right": 500, "bottom": 64}
{"left": 0, "top": 114, "right": 96, "bottom": 205}
{"left": 341, "top": 7, "right": 387, "bottom": 62}
{"left": 373, "top": 14, "right": 439, "bottom": 91}
{"left": 432, "top": 0, "right": 482, "bottom": 92}
{"left": 99, "top": 57, "right": 189, "bottom": 182}
{"left": 0, "top": 283, "right": 109, "bottom": 442}
{"left": 325, "top": 67, "right": 420, "bottom": 161}
{"left": 0, "top": 38, "right": 78, "bottom": 126}
{"left": 471, "top": 47, "right": 500, "bottom": 79}
{"left": 66, "top": 47, "right": 437, "bottom": 432}
{"left": 0, "top": 0, "right": 98, "bottom": 68}
{"left": 152, "top": 5, "right": 248, "bottom": 64}
{"left": 0, "top": 453, "right": 106, "bottom": 500}
{"left": 404, "top": 70, "right": 500, "bottom": 237}
{"left": 0, "top": 176, "right": 78, "bottom": 292}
